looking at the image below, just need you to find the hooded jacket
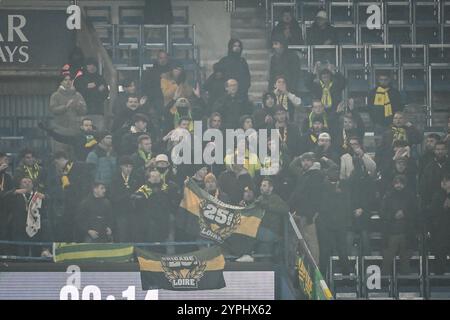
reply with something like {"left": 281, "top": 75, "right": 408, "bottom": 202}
{"left": 289, "top": 162, "right": 324, "bottom": 222}
{"left": 49, "top": 86, "right": 86, "bottom": 132}
{"left": 74, "top": 70, "right": 109, "bottom": 115}
{"left": 216, "top": 39, "right": 251, "bottom": 97}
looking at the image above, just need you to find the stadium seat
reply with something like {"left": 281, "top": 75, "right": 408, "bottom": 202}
{"left": 118, "top": 6, "right": 144, "bottom": 25}
{"left": 85, "top": 6, "right": 112, "bottom": 25}
{"left": 173, "top": 5, "right": 189, "bottom": 24}
{"left": 369, "top": 45, "right": 397, "bottom": 66}
{"left": 142, "top": 25, "right": 169, "bottom": 50}
{"left": 346, "top": 67, "right": 372, "bottom": 94}
{"left": 340, "top": 45, "right": 367, "bottom": 67}
{"left": 335, "top": 24, "right": 357, "bottom": 44}
{"left": 311, "top": 45, "right": 338, "bottom": 64}
{"left": 386, "top": 1, "right": 412, "bottom": 24}
{"left": 428, "top": 44, "right": 450, "bottom": 65}
{"left": 414, "top": 24, "right": 441, "bottom": 44}
{"left": 299, "top": 1, "right": 325, "bottom": 24}
{"left": 401, "top": 67, "right": 428, "bottom": 104}
{"left": 414, "top": 1, "right": 441, "bottom": 25}
{"left": 330, "top": 2, "right": 355, "bottom": 24}
{"left": 399, "top": 45, "right": 427, "bottom": 66}
{"left": 387, "top": 24, "right": 413, "bottom": 45}
{"left": 359, "top": 25, "right": 385, "bottom": 44}
{"left": 117, "top": 25, "right": 140, "bottom": 48}
{"left": 430, "top": 67, "right": 450, "bottom": 91}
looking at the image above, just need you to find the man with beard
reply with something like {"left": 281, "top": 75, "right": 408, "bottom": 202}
{"left": 332, "top": 100, "right": 365, "bottom": 156}
{"left": 203, "top": 173, "right": 229, "bottom": 203}
{"left": 288, "top": 152, "right": 324, "bottom": 263}
{"left": 367, "top": 72, "right": 404, "bottom": 130}
{"left": 86, "top": 132, "right": 117, "bottom": 188}
{"left": 314, "top": 132, "right": 340, "bottom": 167}
{"left": 215, "top": 39, "right": 251, "bottom": 99}
{"left": 418, "top": 133, "right": 442, "bottom": 179}
{"left": 39, "top": 117, "right": 97, "bottom": 161}
{"left": 116, "top": 113, "right": 156, "bottom": 156}
{"left": 112, "top": 95, "right": 150, "bottom": 133}
{"left": 306, "top": 63, "right": 346, "bottom": 122}
{"left": 302, "top": 100, "right": 330, "bottom": 134}
{"left": 73, "top": 58, "right": 109, "bottom": 116}
{"left": 273, "top": 106, "right": 301, "bottom": 158}
{"left": 299, "top": 116, "right": 328, "bottom": 155}
{"left": 113, "top": 78, "right": 142, "bottom": 116}
{"left": 110, "top": 156, "right": 138, "bottom": 242}
{"left": 268, "top": 35, "right": 301, "bottom": 92}
{"left": 376, "top": 112, "right": 422, "bottom": 167}
{"left": 306, "top": 10, "right": 338, "bottom": 45}
{"left": 132, "top": 169, "right": 178, "bottom": 250}
{"left": 77, "top": 182, "right": 113, "bottom": 243}
{"left": 420, "top": 141, "right": 450, "bottom": 228}
{"left": 14, "top": 148, "right": 47, "bottom": 193}
{"left": 130, "top": 135, "right": 154, "bottom": 184}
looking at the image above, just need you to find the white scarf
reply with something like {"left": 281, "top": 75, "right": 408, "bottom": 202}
{"left": 25, "top": 192, "right": 43, "bottom": 238}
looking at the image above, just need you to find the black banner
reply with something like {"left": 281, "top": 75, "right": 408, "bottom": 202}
{"left": 0, "top": 9, "right": 75, "bottom": 67}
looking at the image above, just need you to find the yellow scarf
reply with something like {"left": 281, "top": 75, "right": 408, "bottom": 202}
{"left": 374, "top": 87, "right": 393, "bottom": 118}
{"left": 392, "top": 126, "right": 407, "bottom": 143}
{"left": 310, "top": 134, "right": 318, "bottom": 144}
{"left": 276, "top": 93, "right": 289, "bottom": 111}
{"left": 85, "top": 135, "right": 97, "bottom": 148}
{"left": 320, "top": 80, "right": 333, "bottom": 108}
{"left": 136, "top": 183, "right": 168, "bottom": 199}
{"left": 61, "top": 162, "right": 73, "bottom": 189}
{"left": 138, "top": 150, "right": 152, "bottom": 163}
{"left": 24, "top": 164, "right": 40, "bottom": 181}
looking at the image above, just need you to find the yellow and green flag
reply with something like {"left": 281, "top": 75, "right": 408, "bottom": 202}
{"left": 53, "top": 243, "right": 134, "bottom": 263}
{"left": 178, "top": 178, "right": 265, "bottom": 255}
{"left": 136, "top": 246, "right": 226, "bottom": 291}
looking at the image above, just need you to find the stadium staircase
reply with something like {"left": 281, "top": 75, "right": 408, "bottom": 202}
{"left": 231, "top": 7, "right": 271, "bottom": 103}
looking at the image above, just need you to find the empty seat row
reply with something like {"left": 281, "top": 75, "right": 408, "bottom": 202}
{"left": 84, "top": 5, "right": 189, "bottom": 25}
{"left": 272, "top": 1, "right": 450, "bottom": 25}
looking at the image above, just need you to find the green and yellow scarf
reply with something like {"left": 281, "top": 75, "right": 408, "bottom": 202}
{"left": 373, "top": 87, "right": 393, "bottom": 118}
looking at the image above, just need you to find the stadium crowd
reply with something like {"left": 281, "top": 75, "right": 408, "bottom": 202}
{"left": 0, "top": 10, "right": 449, "bottom": 276}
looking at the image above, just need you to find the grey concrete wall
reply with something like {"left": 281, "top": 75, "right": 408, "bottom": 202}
{"left": 176, "top": 1, "right": 231, "bottom": 78}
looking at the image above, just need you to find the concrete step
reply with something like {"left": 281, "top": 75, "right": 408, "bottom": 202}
{"left": 247, "top": 60, "right": 269, "bottom": 71}
{"left": 231, "top": 17, "right": 266, "bottom": 29}
{"left": 250, "top": 70, "right": 268, "bottom": 82}
{"left": 231, "top": 27, "right": 267, "bottom": 39}
{"left": 240, "top": 38, "right": 269, "bottom": 50}
{"left": 244, "top": 49, "right": 271, "bottom": 60}
{"left": 231, "top": 8, "right": 266, "bottom": 19}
